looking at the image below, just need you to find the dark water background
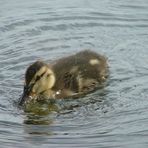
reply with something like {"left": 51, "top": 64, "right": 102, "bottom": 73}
{"left": 1, "top": 0, "right": 148, "bottom": 147}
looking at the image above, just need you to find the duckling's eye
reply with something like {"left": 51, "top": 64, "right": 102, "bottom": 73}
{"left": 35, "top": 75, "right": 40, "bottom": 81}
{"left": 35, "top": 72, "right": 46, "bottom": 82}
{"left": 47, "top": 74, "right": 50, "bottom": 77}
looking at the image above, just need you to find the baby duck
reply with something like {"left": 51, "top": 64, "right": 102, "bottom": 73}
{"left": 18, "top": 50, "right": 108, "bottom": 106}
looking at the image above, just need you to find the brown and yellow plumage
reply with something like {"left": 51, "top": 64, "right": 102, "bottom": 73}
{"left": 19, "top": 50, "right": 108, "bottom": 106}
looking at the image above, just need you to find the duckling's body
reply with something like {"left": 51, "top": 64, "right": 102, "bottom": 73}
{"left": 19, "top": 50, "right": 108, "bottom": 106}
{"left": 51, "top": 50, "right": 108, "bottom": 98}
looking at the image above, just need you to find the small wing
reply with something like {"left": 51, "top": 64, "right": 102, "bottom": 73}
{"left": 63, "top": 72, "right": 79, "bottom": 92}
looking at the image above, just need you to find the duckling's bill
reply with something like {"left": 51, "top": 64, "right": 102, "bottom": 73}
{"left": 18, "top": 84, "right": 38, "bottom": 106}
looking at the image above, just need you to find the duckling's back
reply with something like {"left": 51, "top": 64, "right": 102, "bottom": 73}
{"left": 51, "top": 50, "right": 108, "bottom": 96}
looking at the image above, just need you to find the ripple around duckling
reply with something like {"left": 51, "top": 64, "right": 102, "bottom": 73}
{"left": 0, "top": 0, "right": 148, "bottom": 147}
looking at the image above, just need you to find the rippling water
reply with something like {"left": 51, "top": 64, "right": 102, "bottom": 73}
{"left": 1, "top": 0, "right": 148, "bottom": 147}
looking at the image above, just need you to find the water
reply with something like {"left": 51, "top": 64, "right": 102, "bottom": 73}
{"left": 0, "top": 0, "right": 148, "bottom": 147}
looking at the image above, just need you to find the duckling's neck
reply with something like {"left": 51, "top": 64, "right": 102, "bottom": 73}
{"left": 40, "top": 88, "right": 76, "bottom": 99}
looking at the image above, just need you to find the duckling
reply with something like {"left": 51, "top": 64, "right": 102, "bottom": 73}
{"left": 18, "top": 50, "right": 108, "bottom": 106}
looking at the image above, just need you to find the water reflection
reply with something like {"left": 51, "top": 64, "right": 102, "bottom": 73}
{"left": 23, "top": 102, "right": 57, "bottom": 141}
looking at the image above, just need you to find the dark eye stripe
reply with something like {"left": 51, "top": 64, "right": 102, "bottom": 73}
{"left": 35, "top": 72, "right": 46, "bottom": 82}
{"left": 40, "top": 71, "right": 46, "bottom": 77}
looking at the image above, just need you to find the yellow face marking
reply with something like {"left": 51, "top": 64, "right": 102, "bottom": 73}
{"left": 28, "top": 66, "right": 47, "bottom": 85}
{"left": 34, "top": 66, "right": 47, "bottom": 80}
{"left": 89, "top": 59, "right": 100, "bottom": 65}
{"left": 28, "top": 66, "right": 55, "bottom": 95}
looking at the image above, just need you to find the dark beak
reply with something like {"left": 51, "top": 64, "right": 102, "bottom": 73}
{"left": 18, "top": 85, "right": 33, "bottom": 106}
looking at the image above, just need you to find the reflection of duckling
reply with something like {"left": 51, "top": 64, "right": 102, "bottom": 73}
{"left": 19, "top": 50, "right": 108, "bottom": 106}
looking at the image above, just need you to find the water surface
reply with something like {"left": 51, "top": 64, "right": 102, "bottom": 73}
{"left": 1, "top": 0, "right": 148, "bottom": 147}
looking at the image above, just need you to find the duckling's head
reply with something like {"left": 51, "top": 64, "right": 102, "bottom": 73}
{"left": 19, "top": 61, "right": 55, "bottom": 106}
